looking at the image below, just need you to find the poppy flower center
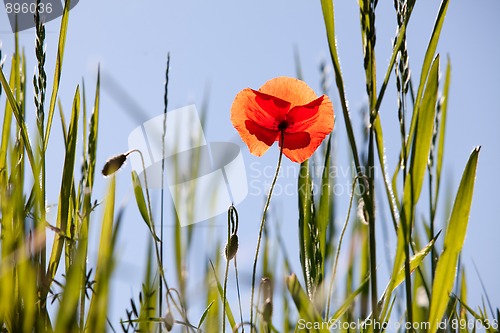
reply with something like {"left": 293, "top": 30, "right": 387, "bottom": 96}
{"left": 278, "top": 120, "right": 289, "bottom": 131}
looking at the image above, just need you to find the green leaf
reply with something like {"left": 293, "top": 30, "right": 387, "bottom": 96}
{"left": 428, "top": 147, "right": 480, "bottom": 333}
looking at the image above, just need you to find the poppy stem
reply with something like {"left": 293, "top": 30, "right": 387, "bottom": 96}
{"left": 223, "top": 207, "right": 231, "bottom": 333}
{"left": 249, "top": 131, "right": 285, "bottom": 331}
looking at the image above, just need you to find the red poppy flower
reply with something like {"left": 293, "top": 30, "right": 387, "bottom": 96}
{"left": 230, "top": 76, "right": 334, "bottom": 163}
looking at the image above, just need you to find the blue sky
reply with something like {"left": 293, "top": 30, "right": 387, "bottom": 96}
{"left": 1, "top": 0, "right": 499, "bottom": 328}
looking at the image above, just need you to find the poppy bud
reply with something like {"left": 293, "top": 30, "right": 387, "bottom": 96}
{"left": 260, "top": 277, "right": 273, "bottom": 324}
{"left": 224, "top": 234, "right": 238, "bottom": 260}
{"left": 262, "top": 299, "right": 273, "bottom": 324}
{"left": 102, "top": 154, "right": 127, "bottom": 176}
{"left": 163, "top": 310, "right": 174, "bottom": 331}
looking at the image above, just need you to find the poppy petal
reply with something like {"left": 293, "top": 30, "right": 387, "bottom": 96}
{"left": 280, "top": 132, "right": 311, "bottom": 150}
{"left": 231, "top": 88, "right": 290, "bottom": 128}
{"left": 246, "top": 120, "right": 280, "bottom": 146}
{"left": 281, "top": 95, "right": 334, "bottom": 163}
{"left": 252, "top": 89, "right": 290, "bottom": 122}
{"left": 286, "top": 95, "right": 326, "bottom": 133}
{"left": 259, "top": 76, "right": 318, "bottom": 108}
{"left": 231, "top": 88, "right": 284, "bottom": 156}
{"left": 231, "top": 77, "right": 334, "bottom": 163}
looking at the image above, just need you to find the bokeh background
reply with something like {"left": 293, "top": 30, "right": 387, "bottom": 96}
{"left": 1, "top": 0, "right": 499, "bottom": 327}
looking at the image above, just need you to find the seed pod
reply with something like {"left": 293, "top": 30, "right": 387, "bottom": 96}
{"left": 102, "top": 154, "right": 127, "bottom": 176}
{"left": 224, "top": 234, "right": 239, "bottom": 260}
{"left": 163, "top": 310, "right": 174, "bottom": 331}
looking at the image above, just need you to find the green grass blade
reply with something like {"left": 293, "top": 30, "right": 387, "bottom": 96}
{"left": 81, "top": 79, "right": 87, "bottom": 160}
{"left": 58, "top": 99, "right": 67, "bottom": 147}
{"left": 45, "top": 86, "right": 80, "bottom": 297}
{"left": 86, "top": 176, "right": 117, "bottom": 332}
{"left": 209, "top": 260, "right": 236, "bottom": 331}
{"left": 406, "top": 55, "right": 440, "bottom": 204}
{"left": 329, "top": 275, "right": 369, "bottom": 323}
{"left": 78, "top": 68, "right": 100, "bottom": 331}
{"left": 87, "top": 68, "right": 100, "bottom": 190}
{"left": 132, "top": 170, "right": 159, "bottom": 241}
{"left": 381, "top": 56, "right": 440, "bottom": 317}
{"left": 205, "top": 254, "right": 221, "bottom": 331}
{"left": 317, "top": 136, "right": 332, "bottom": 264}
{"left": 18, "top": 258, "right": 37, "bottom": 333}
{"left": 0, "top": 59, "right": 16, "bottom": 189}
{"left": 460, "top": 268, "right": 468, "bottom": 327}
{"left": 380, "top": 233, "right": 439, "bottom": 303}
{"left": 0, "top": 66, "right": 35, "bottom": 172}
{"left": 197, "top": 301, "right": 215, "bottom": 330}
{"left": 320, "top": 0, "right": 361, "bottom": 171}
{"left": 55, "top": 233, "right": 87, "bottom": 332}
{"left": 298, "top": 159, "right": 316, "bottom": 297}
{"left": 44, "top": 0, "right": 71, "bottom": 150}
{"left": 138, "top": 243, "right": 157, "bottom": 333}
{"left": 428, "top": 147, "right": 480, "bottom": 333}
{"left": 286, "top": 274, "right": 328, "bottom": 333}
{"left": 434, "top": 58, "right": 451, "bottom": 209}
{"left": 405, "top": 0, "right": 450, "bottom": 158}
{"left": 372, "top": 116, "right": 399, "bottom": 231}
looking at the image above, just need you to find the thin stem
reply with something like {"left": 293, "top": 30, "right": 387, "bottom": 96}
{"left": 367, "top": 129, "right": 378, "bottom": 326}
{"left": 429, "top": 172, "right": 436, "bottom": 281}
{"left": 34, "top": 0, "right": 48, "bottom": 320}
{"left": 234, "top": 259, "right": 244, "bottom": 332}
{"left": 223, "top": 207, "right": 232, "bottom": 333}
{"left": 249, "top": 132, "right": 284, "bottom": 332}
{"left": 401, "top": 175, "right": 414, "bottom": 331}
{"left": 126, "top": 149, "right": 190, "bottom": 330}
{"left": 326, "top": 176, "right": 363, "bottom": 318}
{"left": 402, "top": 217, "right": 414, "bottom": 331}
{"left": 160, "top": 52, "right": 170, "bottom": 324}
